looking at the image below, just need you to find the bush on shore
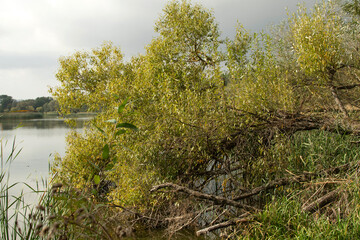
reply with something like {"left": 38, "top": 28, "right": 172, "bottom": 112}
{"left": 47, "top": 0, "right": 360, "bottom": 238}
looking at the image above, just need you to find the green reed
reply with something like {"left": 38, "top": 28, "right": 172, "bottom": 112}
{"left": 0, "top": 137, "right": 44, "bottom": 240}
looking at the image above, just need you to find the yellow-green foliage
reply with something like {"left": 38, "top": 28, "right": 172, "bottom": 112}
{"left": 51, "top": 0, "right": 360, "bottom": 210}
{"left": 228, "top": 32, "right": 295, "bottom": 114}
{"left": 289, "top": 1, "right": 344, "bottom": 80}
{"left": 52, "top": 130, "right": 105, "bottom": 188}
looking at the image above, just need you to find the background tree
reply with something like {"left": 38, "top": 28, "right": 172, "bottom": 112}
{"left": 50, "top": 42, "right": 125, "bottom": 115}
{"left": 288, "top": 2, "right": 360, "bottom": 116}
{"left": 0, "top": 95, "right": 14, "bottom": 112}
{"left": 343, "top": 0, "right": 360, "bottom": 17}
{"left": 34, "top": 97, "right": 52, "bottom": 110}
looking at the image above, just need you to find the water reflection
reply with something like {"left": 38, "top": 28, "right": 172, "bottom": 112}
{"left": 0, "top": 117, "right": 89, "bottom": 130}
{"left": 0, "top": 117, "right": 89, "bottom": 199}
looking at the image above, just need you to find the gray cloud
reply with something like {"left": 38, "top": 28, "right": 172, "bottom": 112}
{"left": 198, "top": 0, "right": 318, "bottom": 36}
{"left": 0, "top": 68, "right": 56, "bottom": 100}
{"left": 0, "top": 0, "right": 320, "bottom": 99}
{"left": 0, "top": 52, "right": 57, "bottom": 69}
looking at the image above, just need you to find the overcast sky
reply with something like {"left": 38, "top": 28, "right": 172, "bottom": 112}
{"left": 0, "top": 0, "right": 318, "bottom": 100}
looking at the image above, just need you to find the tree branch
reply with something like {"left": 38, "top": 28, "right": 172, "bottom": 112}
{"left": 196, "top": 213, "right": 252, "bottom": 236}
{"left": 150, "top": 183, "right": 256, "bottom": 211}
{"left": 233, "top": 174, "right": 312, "bottom": 201}
{"left": 336, "top": 84, "right": 360, "bottom": 90}
{"left": 302, "top": 189, "right": 340, "bottom": 213}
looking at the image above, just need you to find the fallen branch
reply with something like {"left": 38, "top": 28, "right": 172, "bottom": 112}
{"left": 196, "top": 213, "right": 252, "bottom": 236}
{"left": 302, "top": 189, "right": 341, "bottom": 213}
{"left": 172, "top": 207, "right": 213, "bottom": 233}
{"left": 233, "top": 174, "right": 312, "bottom": 201}
{"left": 321, "top": 163, "right": 351, "bottom": 175}
{"left": 150, "top": 183, "right": 256, "bottom": 211}
{"left": 233, "top": 163, "right": 352, "bottom": 201}
{"left": 336, "top": 84, "right": 360, "bottom": 90}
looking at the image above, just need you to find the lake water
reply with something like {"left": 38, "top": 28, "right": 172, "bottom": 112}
{"left": 0, "top": 117, "right": 202, "bottom": 239}
{"left": 0, "top": 117, "right": 87, "bottom": 196}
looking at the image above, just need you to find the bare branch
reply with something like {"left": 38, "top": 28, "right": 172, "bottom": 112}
{"left": 336, "top": 84, "right": 360, "bottom": 90}
{"left": 196, "top": 212, "right": 252, "bottom": 236}
{"left": 150, "top": 183, "right": 256, "bottom": 211}
{"left": 302, "top": 189, "right": 341, "bottom": 213}
{"left": 233, "top": 174, "right": 312, "bottom": 201}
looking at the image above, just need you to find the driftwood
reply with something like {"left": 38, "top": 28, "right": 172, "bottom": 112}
{"left": 150, "top": 183, "right": 255, "bottom": 211}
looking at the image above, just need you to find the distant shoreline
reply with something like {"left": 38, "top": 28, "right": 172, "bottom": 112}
{"left": 0, "top": 112, "right": 96, "bottom": 120}
{"left": 0, "top": 111, "right": 44, "bottom": 120}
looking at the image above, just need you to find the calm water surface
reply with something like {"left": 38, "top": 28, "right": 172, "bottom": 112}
{"left": 0, "top": 117, "right": 87, "bottom": 194}
{"left": 0, "top": 117, "right": 201, "bottom": 239}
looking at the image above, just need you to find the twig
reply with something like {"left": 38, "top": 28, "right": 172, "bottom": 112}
{"left": 302, "top": 184, "right": 325, "bottom": 208}
{"left": 233, "top": 174, "right": 312, "bottom": 201}
{"left": 110, "top": 204, "right": 160, "bottom": 222}
{"left": 173, "top": 206, "right": 213, "bottom": 233}
{"left": 196, "top": 212, "right": 252, "bottom": 236}
{"left": 150, "top": 183, "right": 256, "bottom": 211}
{"left": 233, "top": 163, "right": 352, "bottom": 201}
{"left": 336, "top": 84, "right": 360, "bottom": 90}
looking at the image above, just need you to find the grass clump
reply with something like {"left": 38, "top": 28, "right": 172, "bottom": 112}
{"left": 287, "top": 130, "right": 360, "bottom": 172}
{"left": 230, "top": 130, "right": 360, "bottom": 239}
{"left": 244, "top": 180, "right": 360, "bottom": 240}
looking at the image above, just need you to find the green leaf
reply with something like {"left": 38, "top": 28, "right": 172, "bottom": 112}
{"left": 113, "top": 94, "right": 120, "bottom": 100}
{"left": 118, "top": 97, "right": 128, "bottom": 114}
{"left": 93, "top": 175, "right": 101, "bottom": 185}
{"left": 93, "top": 123, "right": 105, "bottom": 134}
{"left": 86, "top": 159, "right": 100, "bottom": 171}
{"left": 115, "top": 129, "right": 126, "bottom": 136}
{"left": 105, "top": 163, "right": 115, "bottom": 171}
{"left": 102, "top": 144, "right": 110, "bottom": 160}
{"left": 116, "top": 122, "right": 138, "bottom": 131}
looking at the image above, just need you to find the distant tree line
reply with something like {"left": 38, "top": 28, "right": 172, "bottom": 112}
{"left": 0, "top": 95, "right": 59, "bottom": 113}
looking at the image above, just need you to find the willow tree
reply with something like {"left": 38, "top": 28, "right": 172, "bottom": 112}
{"left": 51, "top": 0, "right": 231, "bottom": 207}
{"left": 289, "top": 2, "right": 360, "bottom": 116}
{"left": 343, "top": 0, "right": 360, "bottom": 17}
{"left": 123, "top": 0, "right": 231, "bottom": 180}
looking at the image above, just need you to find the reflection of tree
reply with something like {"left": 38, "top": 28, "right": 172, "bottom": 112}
{"left": 0, "top": 118, "right": 87, "bottom": 130}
